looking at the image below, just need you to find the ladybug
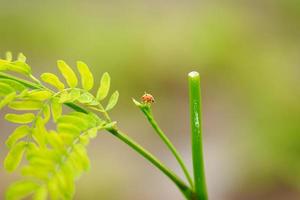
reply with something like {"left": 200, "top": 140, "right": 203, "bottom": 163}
{"left": 141, "top": 93, "right": 155, "bottom": 104}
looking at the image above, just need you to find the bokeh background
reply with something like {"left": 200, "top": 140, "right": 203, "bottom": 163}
{"left": 0, "top": 0, "right": 300, "bottom": 199}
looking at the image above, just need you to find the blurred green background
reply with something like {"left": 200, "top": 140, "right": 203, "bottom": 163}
{"left": 0, "top": 0, "right": 300, "bottom": 199}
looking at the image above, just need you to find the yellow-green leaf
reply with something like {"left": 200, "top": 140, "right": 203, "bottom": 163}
{"left": 6, "top": 180, "right": 39, "bottom": 200}
{"left": 57, "top": 60, "right": 78, "bottom": 88}
{"left": 27, "top": 90, "right": 53, "bottom": 101}
{"left": 4, "top": 141, "right": 27, "bottom": 171}
{"left": 0, "top": 92, "right": 16, "bottom": 109}
{"left": 51, "top": 98, "right": 62, "bottom": 122}
{"left": 0, "top": 78, "right": 26, "bottom": 92}
{"left": 43, "top": 104, "right": 51, "bottom": 123}
{"left": 69, "top": 89, "right": 81, "bottom": 102}
{"left": 41, "top": 73, "right": 65, "bottom": 91}
{"left": 105, "top": 91, "right": 119, "bottom": 111}
{"left": 0, "top": 82, "right": 14, "bottom": 96}
{"left": 17, "top": 53, "right": 27, "bottom": 62}
{"left": 9, "top": 100, "right": 43, "bottom": 110}
{"left": 96, "top": 72, "right": 110, "bottom": 101}
{"left": 5, "top": 113, "right": 35, "bottom": 124}
{"left": 32, "top": 117, "right": 47, "bottom": 148}
{"left": 9, "top": 61, "right": 32, "bottom": 75}
{"left": 77, "top": 92, "right": 96, "bottom": 104}
{"left": 6, "top": 125, "right": 30, "bottom": 148}
{"left": 47, "top": 131, "right": 64, "bottom": 150}
{"left": 77, "top": 61, "right": 94, "bottom": 91}
{"left": 5, "top": 51, "right": 12, "bottom": 61}
{"left": 33, "top": 186, "right": 47, "bottom": 200}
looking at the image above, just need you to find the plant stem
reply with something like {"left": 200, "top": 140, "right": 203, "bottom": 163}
{"left": 139, "top": 105, "right": 194, "bottom": 188}
{"left": 107, "top": 128, "right": 194, "bottom": 199}
{"left": 0, "top": 71, "right": 195, "bottom": 199}
{"left": 188, "top": 71, "right": 208, "bottom": 200}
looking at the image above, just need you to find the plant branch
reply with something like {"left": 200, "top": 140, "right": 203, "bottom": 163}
{"left": 138, "top": 104, "right": 194, "bottom": 188}
{"left": 0, "top": 71, "right": 195, "bottom": 199}
{"left": 107, "top": 128, "right": 194, "bottom": 199}
{"left": 188, "top": 71, "right": 208, "bottom": 200}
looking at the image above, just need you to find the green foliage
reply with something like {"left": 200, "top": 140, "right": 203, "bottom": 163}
{"left": 96, "top": 72, "right": 110, "bottom": 101}
{"left": 0, "top": 52, "right": 119, "bottom": 200}
{"left": 40, "top": 73, "right": 65, "bottom": 91}
{"left": 77, "top": 61, "right": 94, "bottom": 91}
{"left": 106, "top": 91, "right": 119, "bottom": 111}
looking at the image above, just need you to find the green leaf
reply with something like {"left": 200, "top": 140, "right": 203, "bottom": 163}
{"left": 77, "top": 61, "right": 94, "bottom": 91}
{"left": 57, "top": 60, "right": 78, "bottom": 88}
{"left": 69, "top": 89, "right": 81, "bottom": 102}
{"left": 6, "top": 180, "right": 39, "bottom": 200}
{"left": 19, "top": 89, "right": 29, "bottom": 98}
{"left": 0, "top": 92, "right": 16, "bottom": 110}
{"left": 96, "top": 72, "right": 110, "bottom": 101}
{"left": 0, "top": 82, "right": 14, "bottom": 96}
{"left": 26, "top": 90, "right": 53, "bottom": 101}
{"left": 51, "top": 98, "right": 62, "bottom": 122}
{"left": 69, "top": 112, "right": 99, "bottom": 127}
{"left": 0, "top": 78, "right": 26, "bottom": 92}
{"left": 132, "top": 98, "right": 142, "bottom": 107}
{"left": 57, "top": 115, "right": 89, "bottom": 130}
{"left": 5, "top": 51, "right": 13, "bottom": 61}
{"left": 4, "top": 141, "right": 27, "bottom": 171}
{"left": 48, "top": 179, "right": 61, "bottom": 200}
{"left": 33, "top": 186, "right": 47, "bottom": 200}
{"left": 6, "top": 125, "right": 30, "bottom": 148}
{"left": 79, "top": 134, "right": 90, "bottom": 145}
{"left": 77, "top": 92, "right": 97, "bottom": 105}
{"left": 5, "top": 113, "right": 35, "bottom": 124}
{"left": 73, "top": 144, "right": 90, "bottom": 171}
{"left": 59, "top": 91, "right": 70, "bottom": 103}
{"left": 32, "top": 117, "right": 47, "bottom": 148}
{"left": 88, "top": 127, "right": 98, "bottom": 138}
{"left": 9, "top": 100, "right": 43, "bottom": 111}
{"left": 57, "top": 123, "right": 81, "bottom": 136}
{"left": 41, "top": 73, "right": 65, "bottom": 91}
{"left": 17, "top": 53, "right": 27, "bottom": 62}
{"left": 9, "top": 61, "right": 32, "bottom": 75}
{"left": 42, "top": 104, "right": 51, "bottom": 123}
{"left": 0, "top": 59, "right": 8, "bottom": 70}
{"left": 47, "top": 131, "right": 65, "bottom": 150}
{"left": 105, "top": 91, "right": 119, "bottom": 111}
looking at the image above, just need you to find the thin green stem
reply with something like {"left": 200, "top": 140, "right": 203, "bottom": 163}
{"left": 139, "top": 105, "right": 194, "bottom": 188}
{"left": 188, "top": 71, "right": 208, "bottom": 200}
{"left": 107, "top": 128, "right": 193, "bottom": 199}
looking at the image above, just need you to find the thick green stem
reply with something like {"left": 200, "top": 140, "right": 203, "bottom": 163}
{"left": 188, "top": 71, "right": 208, "bottom": 200}
{"left": 139, "top": 106, "right": 194, "bottom": 188}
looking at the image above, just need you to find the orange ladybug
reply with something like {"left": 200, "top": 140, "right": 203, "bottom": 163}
{"left": 141, "top": 93, "right": 155, "bottom": 104}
